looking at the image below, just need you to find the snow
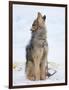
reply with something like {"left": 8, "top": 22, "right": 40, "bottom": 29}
{"left": 13, "top": 4, "right": 65, "bottom": 86}
{"left": 13, "top": 62, "right": 65, "bottom": 86}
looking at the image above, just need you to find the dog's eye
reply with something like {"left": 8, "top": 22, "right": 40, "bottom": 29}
{"left": 33, "top": 24, "right": 35, "bottom": 26}
{"left": 33, "top": 22, "right": 36, "bottom": 26}
{"left": 32, "top": 20, "right": 37, "bottom": 26}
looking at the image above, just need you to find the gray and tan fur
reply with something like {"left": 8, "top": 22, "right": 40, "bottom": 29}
{"left": 25, "top": 12, "right": 48, "bottom": 80}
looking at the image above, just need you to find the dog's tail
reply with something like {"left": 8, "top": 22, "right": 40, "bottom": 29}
{"left": 47, "top": 69, "right": 56, "bottom": 78}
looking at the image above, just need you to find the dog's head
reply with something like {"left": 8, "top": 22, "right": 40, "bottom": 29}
{"left": 31, "top": 12, "right": 46, "bottom": 31}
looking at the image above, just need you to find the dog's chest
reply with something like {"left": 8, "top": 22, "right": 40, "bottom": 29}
{"left": 31, "top": 29, "right": 47, "bottom": 47}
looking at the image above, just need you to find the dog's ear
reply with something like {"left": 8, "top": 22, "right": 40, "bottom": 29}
{"left": 43, "top": 15, "right": 46, "bottom": 21}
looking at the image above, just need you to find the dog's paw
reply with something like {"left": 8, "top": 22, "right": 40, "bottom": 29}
{"left": 40, "top": 76, "right": 46, "bottom": 80}
{"left": 27, "top": 76, "right": 35, "bottom": 81}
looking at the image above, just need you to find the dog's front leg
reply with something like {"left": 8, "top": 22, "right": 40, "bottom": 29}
{"left": 40, "top": 47, "right": 48, "bottom": 80}
{"left": 40, "top": 59, "right": 46, "bottom": 80}
{"left": 32, "top": 48, "right": 43, "bottom": 80}
{"left": 34, "top": 60, "right": 40, "bottom": 80}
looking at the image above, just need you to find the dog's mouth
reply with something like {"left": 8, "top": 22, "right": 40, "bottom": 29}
{"left": 30, "top": 28, "right": 35, "bottom": 32}
{"left": 30, "top": 27, "right": 37, "bottom": 32}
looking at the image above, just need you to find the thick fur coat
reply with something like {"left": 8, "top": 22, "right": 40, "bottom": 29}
{"left": 25, "top": 12, "right": 48, "bottom": 80}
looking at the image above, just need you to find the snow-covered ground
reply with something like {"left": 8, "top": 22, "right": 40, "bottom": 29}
{"left": 13, "top": 5, "right": 65, "bottom": 86}
{"left": 13, "top": 62, "right": 65, "bottom": 86}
